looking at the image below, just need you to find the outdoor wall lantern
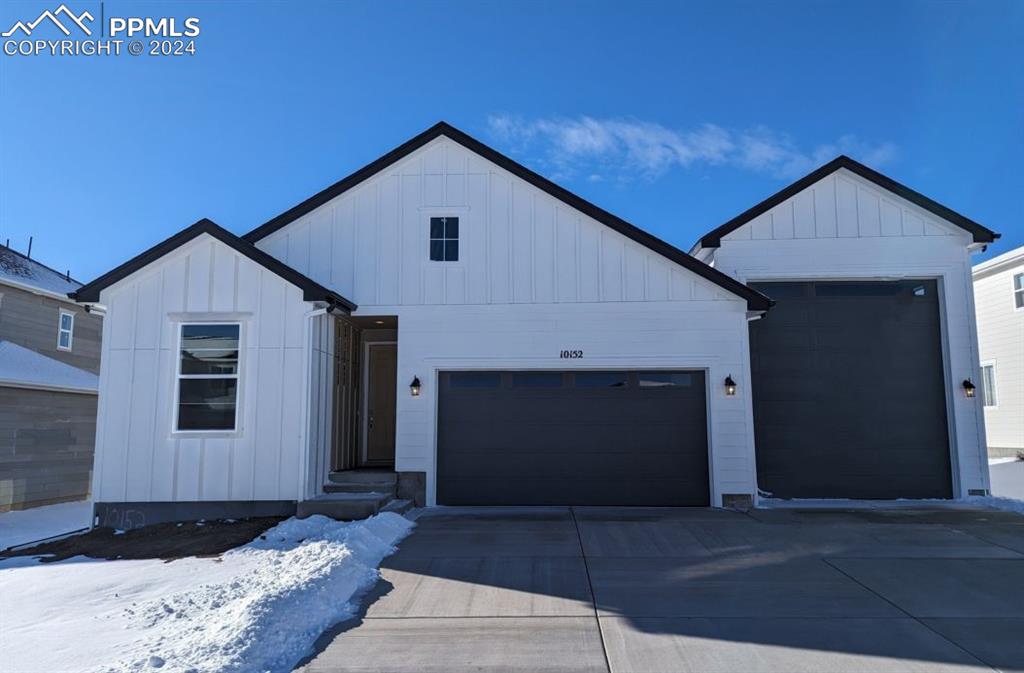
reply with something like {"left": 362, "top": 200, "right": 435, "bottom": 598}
{"left": 410, "top": 376, "right": 421, "bottom": 397}
{"left": 724, "top": 375, "right": 737, "bottom": 396}
{"left": 962, "top": 379, "right": 976, "bottom": 398}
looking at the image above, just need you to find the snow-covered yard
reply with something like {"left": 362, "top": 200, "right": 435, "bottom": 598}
{"left": 0, "top": 513, "right": 414, "bottom": 673}
{"left": 0, "top": 500, "right": 93, "bottom": 551}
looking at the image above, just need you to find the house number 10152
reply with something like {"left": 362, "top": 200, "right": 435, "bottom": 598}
{"left": 560, "top": 349, "right": 583, "bottom": 359}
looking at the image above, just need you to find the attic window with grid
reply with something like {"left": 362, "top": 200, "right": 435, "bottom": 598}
{"left": 429, "top": 217, "right": 459, "bottom": 262}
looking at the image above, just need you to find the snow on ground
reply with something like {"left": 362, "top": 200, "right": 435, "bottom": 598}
{"left": 0, "top": 512, "right": 414, "bottom": 673}
{"left": 0, "top": 500, "right": 92, "bottom": 551}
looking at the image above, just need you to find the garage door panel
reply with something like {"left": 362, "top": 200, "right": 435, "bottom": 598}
{"left": 750, "top": 280, "right": 952, "bottom": 500}
{"left": 437, "top": 370, "right": 709, "bottom": 506}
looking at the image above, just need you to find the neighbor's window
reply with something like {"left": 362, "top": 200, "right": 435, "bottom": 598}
{"left": 429, "top": 216, "right": 459, "bottom": 261}
{"left": 1014, "top": 273, "right": 1023, "bottom": 310}
{"left": 981, "top": 364, "right": 997, "bottom": 407}
{"left": 57, "top": 310, "right": 74, "bottom": 351}
{"left": 176, "top": 323, "right": 240, "bottom": 431}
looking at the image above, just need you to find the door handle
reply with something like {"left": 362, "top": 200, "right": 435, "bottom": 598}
{"left": 368, "top": 412, "right": 374, "bottom": 429}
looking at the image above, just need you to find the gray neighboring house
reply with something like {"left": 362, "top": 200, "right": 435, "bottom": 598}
{"left": 0, "top": 244, "right": 102, "bottom": 511}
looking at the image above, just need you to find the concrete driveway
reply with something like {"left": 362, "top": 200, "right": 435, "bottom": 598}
{"left": 296, "top": 506, "right": 1024, "bottom": 673}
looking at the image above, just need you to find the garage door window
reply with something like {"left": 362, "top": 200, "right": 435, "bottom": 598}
{"left": 449, "top": 372, "right": 501, "bottom": 388}
{"left": 575, "top": 372, "right": 627, "bottom": 388}
{"left": 638, "top": 372, "right": 693, "bottom": 387}
{"left": 511, "top": 372, "right": 563, "bottom": 388}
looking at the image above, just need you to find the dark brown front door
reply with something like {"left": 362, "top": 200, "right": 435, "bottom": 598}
{"left": 364, "top": 343, "right": 397, "bottom": 465}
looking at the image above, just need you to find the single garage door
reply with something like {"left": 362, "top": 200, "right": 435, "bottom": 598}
{"left": 750, "top": 280, "right": 952, "bottom": 499}
{"left": 437, "top": 370, "right": 709, "bottom": 506}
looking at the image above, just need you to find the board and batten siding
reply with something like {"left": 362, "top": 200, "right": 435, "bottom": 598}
{"left": 973, "top": 252, "right": 1024, "bottom": 453}
{"left": 93, "top": 233, "right": 326, "bottom": 504}
{"left": 255, "top": 136, "right": 739, "bottom": 307}
{"left": 253, "top": 135, "right": 757, "bottom": 507}
{"left": 705, "top": 167, "right": 991, "bottom": 497}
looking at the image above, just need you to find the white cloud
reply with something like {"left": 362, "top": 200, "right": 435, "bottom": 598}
{"left": 487, "top": 114, "right": 897, "bottom": 182}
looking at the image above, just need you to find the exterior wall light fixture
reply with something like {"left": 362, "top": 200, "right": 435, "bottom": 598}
{"left": 410, "top": 376, "right": 421, "bottom": 397}
{"left": 962, "top": 379, "right": 976, "bottom": 398}
{"left": 725, "top": 375, "right": 737, "bottom": 396}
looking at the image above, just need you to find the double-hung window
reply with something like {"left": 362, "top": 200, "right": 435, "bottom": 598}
{"left": 1014, "top": 273, "right": 1023, "bottom": 310}
{"left": 57, "top": 310, "right": 74, "bottom": 351}
{"left": 176, "top": 323, "right": 240, "bottom": 431}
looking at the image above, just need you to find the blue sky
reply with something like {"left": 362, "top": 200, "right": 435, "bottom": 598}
{"left": 1, "top": 0, "right": 1021, "bottom": 282}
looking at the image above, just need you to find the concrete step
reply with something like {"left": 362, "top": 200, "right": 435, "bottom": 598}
{"left": 328, "top": 470, "right": 397, "bottom": 485}
{"left": 297, "top": 492, "right": 392, "bottom": 521}
{"left": 381, "top": 498, "right": 414, "bottom": 515}
{"left": 323, "top": 481, "right": 398, "bottom": 496}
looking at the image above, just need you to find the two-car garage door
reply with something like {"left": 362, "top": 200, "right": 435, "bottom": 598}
{"left": 437, "top": 370, "right": 709, "bottom": 506}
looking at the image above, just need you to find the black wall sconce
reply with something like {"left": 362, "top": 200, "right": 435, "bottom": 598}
{"left": 724, "top": 375, "right": 737, "bottom": 396}
{"left": 962, "top": 379, "right": 976, "bottom": 398}
{"left": 410, "top": 376, "right": 421, "bottom": 397}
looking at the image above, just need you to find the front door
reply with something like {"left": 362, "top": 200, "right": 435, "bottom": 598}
{"left": 364, "top": 343, "right": 397, "bottom": 465}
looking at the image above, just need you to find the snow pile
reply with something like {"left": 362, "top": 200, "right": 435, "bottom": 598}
{"left": 0, "top": 500, "right": 92, "bottom": 550}
{"left": 970, "top": 495, "right": 1024, "bottom": 515}
{"left": 0, "top": 513, "right": 414, "bottom": 673}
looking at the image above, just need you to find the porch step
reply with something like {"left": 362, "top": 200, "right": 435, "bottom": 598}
{"left": 328, "top": 470, "right": 397, "bottom": 485}
{"left": 323, "top": 480, "right": 397, "bottom": 496}
{"left": 297, "top": 492, "right": 393, "bottom": 521}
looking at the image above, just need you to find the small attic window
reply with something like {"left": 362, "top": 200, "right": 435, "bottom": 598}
{"left": 429, "top": 217, "right": 459, "bottom": 262}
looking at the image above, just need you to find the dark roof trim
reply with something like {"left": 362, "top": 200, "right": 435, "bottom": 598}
{"left": 243, "top": 122, "right": 773, "bottom": 312}
{"left": 697, "top": 155, "right": 999, "bottom": 250}
{"left": 71, "top": 218, "right": 357, "bottom": 311}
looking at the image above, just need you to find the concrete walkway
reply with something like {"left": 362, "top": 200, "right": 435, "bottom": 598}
{"left": 296, "top": 506, "right": 1024, "bottom": 673}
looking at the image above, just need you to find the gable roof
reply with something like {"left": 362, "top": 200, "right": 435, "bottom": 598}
{"left": 242, "top": 121, "right": 774, "bottom": 312}
{"left": 695, "top": 155, "right": 999, "bottom": 250}
{"left": 0, "top": 244, "right": 81, "bottom": 299}
{"left": 71, "top": 218, "right": 357, "bottom": 311}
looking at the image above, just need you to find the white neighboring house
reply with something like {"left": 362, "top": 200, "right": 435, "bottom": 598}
{"left": 972, "top": 246, "right": 1024, "bottom": 457}
{"left": 70, "top": 123, "right": 1000, "bottom": 526}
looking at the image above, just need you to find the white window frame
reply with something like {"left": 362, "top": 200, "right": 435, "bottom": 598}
{"left": 427, "top": 215, "right": 461, "bottom": 264}
{"left": 57, "top": 309, "right": 74, "bottom": 351}
{"left": 173, "top": 321, "right": 242, "bottom": 434}
{"left": 1013, "top": 272, "right": 1024, "bottom": 311}
{"left": 980, "top": 362, "right": 997, "bottom": 408}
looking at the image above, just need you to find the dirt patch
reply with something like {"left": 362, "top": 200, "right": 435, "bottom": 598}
{"left": 0, "top": 517, "right": 285, "bottom": 563}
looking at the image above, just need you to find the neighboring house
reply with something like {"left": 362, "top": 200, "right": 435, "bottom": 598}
{"left": 972, "top": 246, "right": 1024, "bottom": 458}
{"left": 0, "top": 245, "right": 102, "bottom": 511}
{"left": 70, "top": 122, "right": 999, "bottom": 526}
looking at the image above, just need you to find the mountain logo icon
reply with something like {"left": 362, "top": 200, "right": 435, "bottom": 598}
{"left": 2, "top": 4, "right": 94, "bottom": 38}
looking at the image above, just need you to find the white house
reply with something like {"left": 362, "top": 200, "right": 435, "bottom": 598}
{"left": 71, "top": 122, "right": 1000, "bottom": 526}
{"left": 972, "top": 246, "right": 1024, "bottom": 457}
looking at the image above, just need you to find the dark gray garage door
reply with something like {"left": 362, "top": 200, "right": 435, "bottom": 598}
{"left": 750, "top": 280, "right": 952, "bottom": 499}
{"left": 437, "top": 370, "right": 709, "bottom": 506}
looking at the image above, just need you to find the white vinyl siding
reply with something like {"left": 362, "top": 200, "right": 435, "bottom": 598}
{"left": 974, "top": 252, "right": 1024, "bottom": 452}
{"left": 57, "top": 309, "right": 74, "bottom": 351}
